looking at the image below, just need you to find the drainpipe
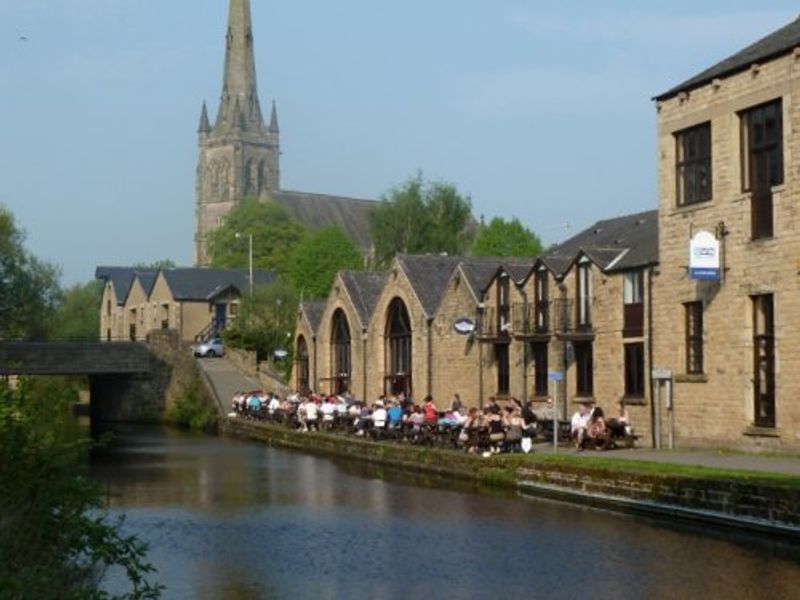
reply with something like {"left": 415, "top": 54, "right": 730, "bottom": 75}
{"left": 426, "top": 317, "right": 433, "bottom": 397}
{"left": 519, "top": 288, "right": 529, "bottom": 403}
{"left": 477, "top": 304, "right": 484, "bottom": 408}
{"left": 312, "top": 335, "right": 318, "bottom": 393}
{"left": 647, "top": 265, "right": 656, "bottom": 449}
{"left": 362, "top": 330, "right": 368, "bottom": 401}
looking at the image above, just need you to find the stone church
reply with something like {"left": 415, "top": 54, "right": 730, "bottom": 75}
{"left": 195, "top": 0, "right": 375, "bottom": 265}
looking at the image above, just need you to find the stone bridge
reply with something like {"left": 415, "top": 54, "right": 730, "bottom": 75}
{"left": 0, "top": 340, "right": 172, "bottom": 422}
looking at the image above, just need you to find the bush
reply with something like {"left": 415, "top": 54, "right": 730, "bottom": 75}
{"left": 167, "top": 375, "right": 218, "bottom": 432}
{"left": 0, "top": 378, "right": 163, "bottom": 599}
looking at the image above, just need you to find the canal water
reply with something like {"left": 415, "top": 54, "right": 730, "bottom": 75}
{"left": 90, "top": 425, "right": 800, "bottom": 599}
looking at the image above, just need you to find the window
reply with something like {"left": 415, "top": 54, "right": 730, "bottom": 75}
{"left": 532, "top": 342, "right": 548, "bottom": 396}
{"left": 685, "top": 301, "right": 703, "bottom": 374}
{"left": 576, "top": 261, "right": 592, "bottom": 329}
{"left": 497, "top": 274, "right": 511, "bottom": 334}
{"left": 495, "top": 343, "right": 510, "bottom": 395}
{"left": 534, "top": 268, "right": 549, "bottom": 332}
{"left": 676, "top": 122, "right": 712, "bottom": 206}
{"left": 574, "top": 342, "right": 593, "bottom": 396}
{"left": 741, "top": 100, "right": 783, "bottom": 239}
{"left": 296, "top": 336, "right": 310, "bottom": 393}
{"left": 624, "top": 343, "right": 645, "bottom": 397}
{"left": 331, "top": 309, "right": 351, "bottom": 394}
{"left": 386, "top": 298, "right": 413, "bottom": 396}
{"left": 752, "top": 294, "right": 775, "bottom": 428}
{"left": 623, "top": 270, "right": 644, "bottom": 338}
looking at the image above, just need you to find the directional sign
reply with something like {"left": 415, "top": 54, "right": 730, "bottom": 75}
{"left": 548, "top": 371, "right": 564, "bottom": 381}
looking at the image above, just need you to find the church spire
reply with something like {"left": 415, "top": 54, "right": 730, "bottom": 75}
{"left": 215, "top": 0, "right": 263, "bottom": 133}
{"left": 269, "top": 100, "right": 279, "bottom": 133}
{"left": 198, "top": 101, "right": 211, "bottom": 134}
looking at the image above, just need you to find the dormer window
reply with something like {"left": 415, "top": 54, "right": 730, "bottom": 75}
{"left": 534, "top": 267, "right": 549, "bottom": 332}
{"left": 576, "top": 259, "right": 592, "bottom": 329}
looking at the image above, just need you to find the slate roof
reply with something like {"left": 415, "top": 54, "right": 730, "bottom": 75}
{"left": 458, "top": 258, "right": 536, "bottom": 298}
{"left": 655, "top": 16, "right": 800, "bottom": 101}
{"left": 339, "top": 271, "right": 387, "bottom": 329}
{"left": 396, "top": 255, "right": 461, "bottom": 317}
{"left": 544, "top": 210, "right": 658, "bottom": 276}
{"left": 95, "top": 267, "right": 157, "bottom": 305}
{"left": 270, "top": 190, "right": 376, "bottom": 252}
{"left": 161, "top": 268, "right": 275, "bottom": 301}
{"left": 300, "top": 301, "right": 326, "bottom": 334}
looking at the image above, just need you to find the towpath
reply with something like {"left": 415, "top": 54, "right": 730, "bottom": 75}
{"left": 195, "top": 356, "right": 259, "bottom": 415}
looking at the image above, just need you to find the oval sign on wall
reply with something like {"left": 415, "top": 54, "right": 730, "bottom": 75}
{"left": 453, "top": 317, "right": 476, "bottom": 335}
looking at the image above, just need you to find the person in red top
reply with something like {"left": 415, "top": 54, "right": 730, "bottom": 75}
{"left": 423, "top": 395, "right": 438, "bottom": 423}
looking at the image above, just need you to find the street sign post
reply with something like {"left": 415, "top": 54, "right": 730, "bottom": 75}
{"left": 548, "top": 371, "right": 564, "bottom": 453}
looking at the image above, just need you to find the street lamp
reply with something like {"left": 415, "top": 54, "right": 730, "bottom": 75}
{"left": 235, "top": 232, "right": 253, "bottom": 299}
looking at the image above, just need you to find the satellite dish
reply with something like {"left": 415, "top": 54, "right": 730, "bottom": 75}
{"left": 274, "top": 349, "right": 289, "bottom": 359}
{"left": 453, "top": 317, "right": 476, "bottom": 335}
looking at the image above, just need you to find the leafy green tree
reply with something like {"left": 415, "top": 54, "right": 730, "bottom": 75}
{"left": 222, "top": 281, "right": 298, "bottom": 373}
{"left": 471, "top": 216, "right": 543, "bottom": 258}
{"left": 0, "top": 378, "right": 162, "bottom": 598}
{"left": 0, "top": 206, "right": 61, "bottom": 339}
{"left": 368, "top": 173, "right": 475, "bottom": 266}
{"left": 49, "top": 280, "right": 104, "bottom": 340}
{"left": 206, "top": 199, "right": 306, "bottom": 275}
{"left": 285, "top": 226, "right": 363, "bottom": 299}
{"left": 133, "top": 259, "right": 176, "bottom": 271}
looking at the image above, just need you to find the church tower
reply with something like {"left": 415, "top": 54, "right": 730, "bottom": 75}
{"left": 195, "top": 0, "right": 280, "bottom": 265}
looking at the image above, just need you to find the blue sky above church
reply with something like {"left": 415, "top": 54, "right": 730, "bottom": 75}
{"left": 0, "top": 0, "right": 797, "bottom": 284}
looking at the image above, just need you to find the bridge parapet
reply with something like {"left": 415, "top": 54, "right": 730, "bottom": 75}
{"left": 0, "top": 342, "right": 152, "bottom": 375}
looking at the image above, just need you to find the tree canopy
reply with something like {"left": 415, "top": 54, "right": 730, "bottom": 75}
{"left": 206, "top": 199, "right": 306, "bottom": 275}
{"left": 368, "top": 174, "right": 475, "bottom": 266}
{"left": 0, "top": 206, "right": 61, "bottom": 339}
{"left": 471, "top": 216, "right": 543, "bottom": 258}
{"left": 48, "top": 280, "right": 104, "bottom": 341}
{"left": 284, "top": 226, "right": 363, "bottom": 299}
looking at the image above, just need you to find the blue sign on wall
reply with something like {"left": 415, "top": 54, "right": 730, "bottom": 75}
{"left": 548, "top": 371, "right": 564, "bottom": 381}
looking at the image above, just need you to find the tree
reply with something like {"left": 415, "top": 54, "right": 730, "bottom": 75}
{"left": 368, "top": 173, "right": 475, "bottom": 266}
{"left": 49, "top": 280, "right": 104, "bottom": 341}
{"left": 206, "top": 199, "right": 306, "bottom": 275}
{"left": 222, "top": 281, "right": 298, "bottom": 371}
{"left": 0, "top": 379, "right": 162, "bottom": 598}
{"left": 0, "top": 206, "right": 61, "bottom": 339}
{"left": 471, "top": 216, "right": 543, "bottom": 258}
{"left": 284, "top": 226, "right": 363, "bottom": 299}
{"left": 133, "top": 259, "right": 176, "bottom": 271}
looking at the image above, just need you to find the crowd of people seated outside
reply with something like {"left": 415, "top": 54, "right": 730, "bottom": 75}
{"left": 231, "top": 390, "right": 635, "bottom": 455}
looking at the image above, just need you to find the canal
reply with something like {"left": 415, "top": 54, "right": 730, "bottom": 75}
{"left": 91, "top": 425, "right": 800, "bottom": 599}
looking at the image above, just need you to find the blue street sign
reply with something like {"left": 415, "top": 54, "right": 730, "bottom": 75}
{"left": 548, "top": 371, "right": 564, "bottom": 381}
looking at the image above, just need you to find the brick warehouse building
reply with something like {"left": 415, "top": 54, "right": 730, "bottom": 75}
{"left": 652, "top": 16, "right": 800, "bottom": 451}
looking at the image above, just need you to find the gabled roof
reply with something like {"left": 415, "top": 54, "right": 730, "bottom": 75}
{"left": 339, "top": 271, "right": 387, "bottom": 329}
{"left": 655, "top": 16, "right": 800, "bottom": 101}
{"left": 95, "top": 267, "right": 157, "bottom": 306}
{"left": 544, "top": 210, "right": 658, "bottom": 276}
{"left": 396, "top": 255, "right": 461, "bottom": 317}
{"left": 270, "top": 190, "right": 376, "bottom": 252}
{"left": 458, "top": 258, "right": 535, "bottom": 299}
{"left": 299, "top": 301, "right": 326, "bottom": 335}
{"left": 160, "top": 268, "right": 275, "bottom": 301}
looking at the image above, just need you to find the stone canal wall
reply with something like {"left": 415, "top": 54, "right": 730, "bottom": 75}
{"left": 222, "top": 418, "right": 800, "bottom": 537}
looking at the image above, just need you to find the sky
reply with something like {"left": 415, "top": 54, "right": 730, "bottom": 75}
{"left": 1, "top": 1, "right": 798, "bottom": 285}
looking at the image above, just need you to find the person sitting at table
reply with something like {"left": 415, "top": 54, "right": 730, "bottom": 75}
{"left": 585, "top": 406, "right": 609, "bottom": 449}
{"left": 486, "top": 406, "right": 505, "bottom": 454}
{"left": 423, "top": 395, "right": 438, "bottom": 424}
{"left": 570, "top": 401, "right": 592, "bottom": 451}
{"left": 459, "top": 407, "right": 481, "bottom": 453}
{"left": 320, "top": 396, "right": 336, "bottom": 426}
{"left": 503, "top": 406, "right": 525, "bottom": 453}
{"left": 607, "top": 399, "right": 632, "bottom": 438}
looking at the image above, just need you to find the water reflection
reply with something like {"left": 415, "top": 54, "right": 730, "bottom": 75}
{"left": 91, "top": 426, "right": 800, "bottom": 599}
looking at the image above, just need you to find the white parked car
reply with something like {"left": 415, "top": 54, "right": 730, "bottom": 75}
{"left": 193, "top": 338, "right": 225, "bottom": 358}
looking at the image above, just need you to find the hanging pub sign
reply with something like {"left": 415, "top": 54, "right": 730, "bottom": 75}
{"left": 689, "top": 230, "right": 720, "bottom": 281}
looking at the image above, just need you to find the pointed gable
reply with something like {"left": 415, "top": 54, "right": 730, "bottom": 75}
{"left": 339, "top": 271, "right": 387, "bottom": 329}
{"left": 396, "top": 255, "right": 461, "bottom": 318}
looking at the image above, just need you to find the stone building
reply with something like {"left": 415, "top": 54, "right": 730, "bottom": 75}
{"left": 195, "top": 0, "right": 375, "bottom": 265}
{"left": 653, "top": 17, "right": 800, "bottom": 450}
{"left": 97, "top": 267, "right": 274, "bottom": 344}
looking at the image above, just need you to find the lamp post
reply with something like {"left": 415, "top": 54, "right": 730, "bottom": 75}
{"left": 235, "top": 232, "right": 254, "bottom": 299}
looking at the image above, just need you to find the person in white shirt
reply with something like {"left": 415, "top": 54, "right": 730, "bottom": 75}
{"left": 570, "top": 401, "right": 592, "bottom": 450}
{"left": 305, "top": 399, "right": 319, "bottom": 430}
{"left": 372, "top": 401, "right": 388, "bottom": 429}
{"left": 320, "top": 398, "right": 336, "bottom": 425}
{"left": 267, "top": 394, "right": 280, "bottom": 416}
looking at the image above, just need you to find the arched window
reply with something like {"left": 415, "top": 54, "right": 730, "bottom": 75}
{"left": 385, "top": 298, "right": 412, "bottom": 396}
{"left": 296, "top": 335, "right": 310, "bottom": 393}
{"left": 331, "top": 309, "right": 351, "bottom": 394}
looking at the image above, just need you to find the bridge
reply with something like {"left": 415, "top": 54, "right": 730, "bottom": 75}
{"left": 0, "top": 339, "right": 171, "bottom": 422}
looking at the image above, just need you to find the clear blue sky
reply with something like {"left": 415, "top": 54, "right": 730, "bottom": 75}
{"left": 1, "top": 1, "right": 797, "bottom": 285}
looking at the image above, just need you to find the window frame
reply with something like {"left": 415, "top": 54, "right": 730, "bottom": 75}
{"left": 574, "top": 341, "right": 593, "bottom": 397}
{"left": 675, "top": 121, "right": 712, "bottom": 207}
{"left": 684, "top": 301, "right": 704, "bottom": 375}
{"left": 532, "top": 342, "right": 548, "bottom": 397}
{"left": 624, "top": 342, "right": 645, "bottom": 398}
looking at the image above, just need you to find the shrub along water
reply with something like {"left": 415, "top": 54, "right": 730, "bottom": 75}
{"left": 0, "top": 378, "right": 163, "bottom": 599}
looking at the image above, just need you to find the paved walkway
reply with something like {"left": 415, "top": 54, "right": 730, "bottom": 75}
{"left": 195, "top": 356, "right": 260, "bottom": 415}
{"left": 196, "top": 357, "right": 800, "bottom": 478}
{"left": 535, "top": 444, "right": 800, "bottom": 477}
